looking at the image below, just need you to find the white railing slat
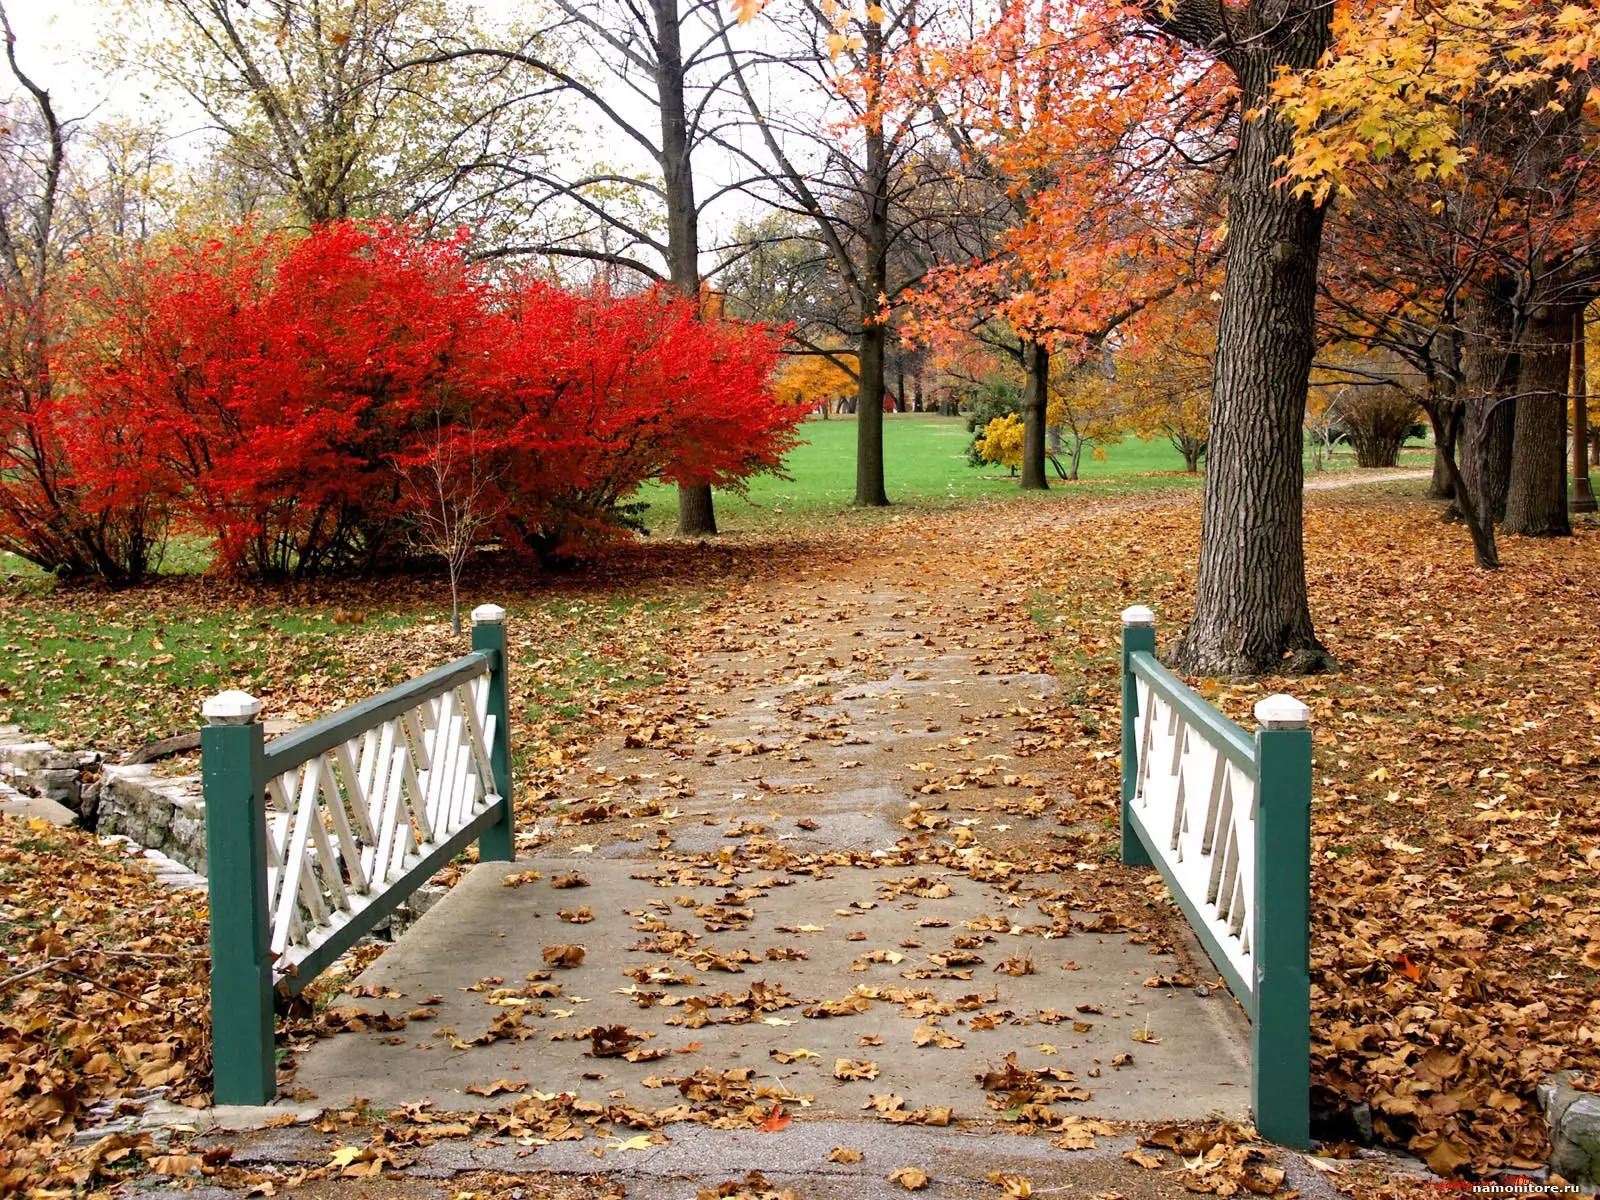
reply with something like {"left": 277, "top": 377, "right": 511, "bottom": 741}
{"left": 1131, "top": 678, "right": 1257, "bottom": 1000}
{"left": 257, "top": 654, "right": 499, "bottom": 984}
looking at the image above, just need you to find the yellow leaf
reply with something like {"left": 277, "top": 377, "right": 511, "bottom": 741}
{"left": 607, "top": 1134, "right": 660, "bottom": 1152}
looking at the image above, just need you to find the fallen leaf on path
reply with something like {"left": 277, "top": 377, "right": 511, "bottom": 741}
{"left": 464, "top": 1079, "right": 527, "bottom": 1097}
{"left": 1053, "top": 1116, "right": 1116, "bottom": 1150}
{"left": 543, "top": 944, "right": 586, "bottom": 968}
{"left": 149, "top": 1154, "right": 204, "bottom": 1176}
{"left": 757, "top": 1103, "right": 791, "bottom": 1132}
{"left": 607, "top": 1134, "right": 663, "bottom": 1151}
{"left": 988, "top": 1173, "right": 1032, "bottom": 1198}
{"left": 770, "top": 1048, "right": 820, "bottom": 1064}
{"left": 993, "top": 956, "right": 1036, "bottom": 976}
{"left": 912, "top": 1024, "right": 964, "bottom": 1049}
{"left": 890, "top": 1166, "right": 929, "bottom": 1190}
{"left": 834, "top": 1058, "right": 880, "bottom": 1081}
{"left": 588, "top": 1024, "right": 645, "bottom": 1057}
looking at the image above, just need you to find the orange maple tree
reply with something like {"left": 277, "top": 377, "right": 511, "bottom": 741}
{"left": 897, "top": 0, "right": 1224, "bottom": 491}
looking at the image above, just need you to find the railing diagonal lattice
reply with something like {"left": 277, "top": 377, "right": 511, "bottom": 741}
{"left": 202, "top": 603, "right": 514, "bottom": 1106}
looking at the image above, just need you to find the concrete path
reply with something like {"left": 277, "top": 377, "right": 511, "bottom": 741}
{"left": 1303, "top": 467, "right": 1431, "bottom": 491}
{"left": 294, "top": 858, "right": 1247, "bottom": 1120}
{"left": 286, "top": 525, "right": 1256, "bottom": 1200}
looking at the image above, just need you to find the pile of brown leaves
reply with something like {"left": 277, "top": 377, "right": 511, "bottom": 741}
{"left": 1015, "top": 488, "right": 1600, "bottom": 1172}
{"left": 0, "top": 815, "right": 211, "bottom": 1193}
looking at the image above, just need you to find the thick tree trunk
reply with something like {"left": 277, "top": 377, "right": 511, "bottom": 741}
{"left": 853, "top": 30, "right": 891, "bottom": 510}
{"left": 1460, "top": 290, "right": 1517, "bottom": 527}
{"left": 856, "top": 321, "right": 890, "bottom": 506}
{"left": 1503, "top": 306, "right": 1573, "bottom": 536}
{"left": 674, "top": 484, "right": 715, "bottom": 536}
{"left": 1019, "top": 339, "right": 1050, "bottom": 491}
{"left": 1424, "top": 392, "right": 1498, "bottom": 567}
{"left": 1570, "top": 306, "right": 1596, "bottom": 513}
{"left": 1171, "top": 53, "right": 1334, "bottom": 677}
{"left": 654, "top": 0, "right": 717, "bottom": 538}
{"left": 675, "top": 483, "right": 716, "bottom": 533}
{"left": 1471, "top": 401, "right": 1515, "bottom": 524}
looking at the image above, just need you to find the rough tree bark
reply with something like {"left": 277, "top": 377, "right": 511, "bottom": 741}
{"left": 1428, "top": 406, "right": 1460, "bottom": 500}
{"left": 853, "top": 19, "right": 891, "bottom": 508}
{"left": 1422, "top": 383, "right": 1498, "bottom": 567}
{"left": 1503, "top": 305, "right": 1573, "bottom": 536}
{"left": 1020, "top": 339, "right": 1050, "bottom": 491}
{"left": 1460, "top": 290, "right": 1518, "bottom": 528}
{"left": 1157, "top": 0, "right": 1336, "bottom": 676}
{"left": 653, "top": 0, "right": 717, "bottom": 536}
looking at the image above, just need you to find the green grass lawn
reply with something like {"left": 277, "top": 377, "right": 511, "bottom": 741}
{"left": 635, "top": 414, "right": 1433, "bottom": 533}
{"left": 636, "top": 415, "right": 1205, "bottom": 532}
{"left": 0, "top": 585, "right": 691, "bottom": 750}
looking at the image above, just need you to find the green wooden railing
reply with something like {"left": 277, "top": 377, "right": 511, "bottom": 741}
{"left": 1119, "top": 605, "right": 1312, "bottom": 1148}
{"left": 202, "top": 603, "right": 514, "bottom": 1106}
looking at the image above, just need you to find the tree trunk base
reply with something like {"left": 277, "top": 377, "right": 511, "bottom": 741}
{"left": 1170, "top": 625, "right": 1339, "bottom": 679}
{"left": 676, "top": 483, "right": 717, "bottom": 536}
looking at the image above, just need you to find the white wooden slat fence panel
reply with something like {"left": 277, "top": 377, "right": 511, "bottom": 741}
{"left": 1132, "top": 675, "right": 1257, "bottom": 996}
{"left": 260, "top": 667, "right": 500, "bottom": 984}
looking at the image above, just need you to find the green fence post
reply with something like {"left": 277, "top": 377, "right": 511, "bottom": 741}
{"left": 1120, "top": 605, "right": 1155, "bottom": 866}
{"left": 471, "top": 603, "right": 514, "bottom": 862}
{"left": 1252, "top": 693, "right": 1313, "bottom": 1149}
{"left": 201, "top": 689, "right": 275, "bottom": 1106}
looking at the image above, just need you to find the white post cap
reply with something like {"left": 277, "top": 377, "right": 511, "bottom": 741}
{"left": 1121, "top": 604, "right": 1156, "bottom": 627}
{"left": 471, "top": 603, "right": 506, "bottom": 625}
{"left": 1254, "top": 694, "right": 1311, "bottom": 730}
{"left": 203, "top": 690, "right": 262, "bottom": 725}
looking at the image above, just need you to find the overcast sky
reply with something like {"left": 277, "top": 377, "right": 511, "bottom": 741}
{"left": 7, "top": 1, "right": 132, "bottom": 115}
{"left": 3, "top": 0, "right": 831, "bottom": 276}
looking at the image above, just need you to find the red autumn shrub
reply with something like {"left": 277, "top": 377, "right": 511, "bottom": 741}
{"left": 32, "top": 222, "right": 799, "bottom": 579}
{"left": 63, "top": 224, "right": 490, "bottom": 577}
{"left": 482, "top": 281, "right": 797, "bottom": 556}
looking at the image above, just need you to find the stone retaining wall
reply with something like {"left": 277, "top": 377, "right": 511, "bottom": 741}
{"left": 0, "top": 727, "right": 102, "bottom": 823}
{"left": 0, "top": 725, "right": 443, "bottom": 933}
{"left": 96, "top": 763, "right": 209, "bottom": 873}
